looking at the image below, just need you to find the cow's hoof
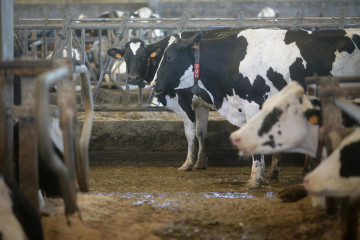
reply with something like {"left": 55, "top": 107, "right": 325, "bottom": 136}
{"left": 178, "top": 164, "right": 193, "bottom": 171}
{"left": 194, "top": 163, "right": 208, "bottom": 170}
{"left": 244, "top": 180, "right": 261, "bottom": 190}
{"left": 266, "top": 170, "right": 279, "bottom": 180}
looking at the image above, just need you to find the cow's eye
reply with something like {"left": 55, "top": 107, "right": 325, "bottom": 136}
{"left": 165, "top": 56, "right": 171, "bottom": 63}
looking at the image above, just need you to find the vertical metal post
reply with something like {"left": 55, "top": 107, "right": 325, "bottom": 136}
{"left": 24, "top": 29, "right": 28, "bottom": 55}
{"left": 339, "top": 7, "right": 346, "bottom": 29}
{"left": 43, "top": 30, "right": 48, "bottom": 58}
{"left": 0, "top": 0, "right": 15, "bottom": 183}
{"left": 67, "top": 29, "right": 72, "bottom": 61}
{"left": 81, "top": 29, "right": 85, "bottom": 65}
{"left": 98, "top": 29, "right": 103, "bottom": 72}
{"left": 18, "top": 76, "right": 39, "bottom": 210}
{"left": 0, "top": 75, "right": 14, "bottom": 182}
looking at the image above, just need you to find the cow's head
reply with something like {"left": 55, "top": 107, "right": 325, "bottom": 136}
{"left": 152, "top": 32, "right": 203, "bottom": 94}
{"left": 230, "top": 81, "right": 322, "bottom": 157}
{"left": 108, "top": 39, "right": 164, "bottom": 87}
{"left": 303, "top": 128, "right": 360, "bottom": 198}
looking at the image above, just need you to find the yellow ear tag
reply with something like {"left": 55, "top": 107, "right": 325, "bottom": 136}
{"left": 115, "top": 53, "right": 122, "bottom": 59}
{"left": 192, "top": 43, "right": 199, "bottom": 49}
{"left": 308, "top": 115, "right": 319, "bottom": 125}
{"left": 150, "top": 52, "right": 157, "bottom": 58}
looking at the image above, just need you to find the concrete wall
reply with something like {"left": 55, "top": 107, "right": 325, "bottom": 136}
{"left": 87, "top": 119, "right": 243, "bottom": 166}
{"left": 14, "top": 1, "right": 360, "bottom": 19}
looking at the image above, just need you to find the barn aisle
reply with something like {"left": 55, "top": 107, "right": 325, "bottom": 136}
{"left": 40, "top": 164, "right": 348, "bottom": 240}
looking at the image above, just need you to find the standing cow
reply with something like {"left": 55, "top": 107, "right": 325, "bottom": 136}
{"left": 151, "top": 28, "right": 360, "bottom": 188}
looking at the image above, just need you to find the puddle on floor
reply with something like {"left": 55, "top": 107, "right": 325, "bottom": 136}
{"left": 88, "top": 164, "right": 304, "bottom": 200}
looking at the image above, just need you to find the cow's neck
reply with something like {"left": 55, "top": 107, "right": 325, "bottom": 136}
{"left": 294, "top": 124, "right": 324, "bottom": 159}
{"left": 198, "top": 37, "right": 238, "bottom": 83}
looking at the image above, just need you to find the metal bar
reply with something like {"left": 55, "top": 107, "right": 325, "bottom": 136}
{"left": 319, "top": 86, "right": 360, "bottom": 98}
{"left": 81, "top": 29, "right": 85, "bottom": 65}
{"left": 18, "top": 75, "right": 38, "bottom": 211}
{"left": 0, "top": 74, "right": 15, "bottom": 183}
{"left": 74, "top": 65, "right": 93, "bottom": 192}
{"left": 24, "top": 29, "right": 28, "bottom": 55}
{"left": 306, "top": 75, "right": 360, "bottom": 85}
{"left": 98, "top": 29, "right": 102, "bottom": 72}
{"left": 16, "top": 15, "right": 360, "bottom": 23}
{"left": 339, "top": 7, "right": 346, "bottom": 29}
{"left": 92, "top": 12, "right": 130, "bottom": 101}
{"left": 43, "top": 30, "right": 47, "bottom": 58}
{"left": 79, "top": 106, "right": 171, "bottom": 112}
{"left": 14, "top": 23, "right": 360, "bottom": 31}
{"left": 52, "top": 14, "right": 72, "bottom": 59}
{"left": 67, "top": 29, "right": 72, "bottom": 61}
{"left": 71, "top": 31, "right": 97, "bottom": 80}
{"left": 36, "top": 64, "right": 78, "bottom": 216}
{"left": 333, "top": 97, "right": 360, "bottom": 124}
{"left": 236, "top": 11, "right": 245, "bottom": 28}
{"left": 176, "top": 12, "right": 189, "bottom": 33}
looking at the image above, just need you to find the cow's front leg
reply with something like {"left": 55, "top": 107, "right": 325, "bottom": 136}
{"left": 193, "top": 105, "right": 209, "bottom": 170}
{"left": 178, "top": 116, "right": 197, "bottom": 171}
{"left": 245, "top": 154, "right": 266, "bottom": 189}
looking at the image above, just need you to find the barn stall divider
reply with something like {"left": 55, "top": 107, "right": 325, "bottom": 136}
{"left": 0, "top": 58, "right": 94, "bottom": 218}
{"left": 13, "top": 8, "right": 360, "bottom": 111}
{"left": 305, "top": 75, "right": 360, "bottom": 240}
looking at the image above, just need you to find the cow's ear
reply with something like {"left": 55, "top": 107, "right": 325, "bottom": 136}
{"left": 148, "top": 48, "right": 163, "bottom": 66}
{"left": 107, "top": 48, "right": 124, "bottom": 59}
{"left": 180, "top": 32, "right": 203, "bottom": 49}
{"left": 304, "top": 109, "right": 322, "bottom": 125}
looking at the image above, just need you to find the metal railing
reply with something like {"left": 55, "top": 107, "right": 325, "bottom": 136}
{"left": 13, "top": 8, "right": 360, "bottom": 110}
{"left": 0, "top": 58, "right": 94, "bottom": 217}
{"left": 305, "top": 75, "right": 360, "bottom": 154}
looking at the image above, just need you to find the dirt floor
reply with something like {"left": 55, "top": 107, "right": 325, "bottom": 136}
{"left": 40, "top": 161, "right": 355, "bottom": 240}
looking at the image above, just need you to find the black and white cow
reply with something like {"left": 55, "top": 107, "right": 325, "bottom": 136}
{"left": 151, "top": 28, "right": 360, "bottom": 188}
{"left": 230, "top": 81, "right": 323, "bottom": 158}
{"left": 304, "top": 129, "right": 360, "bottom": 240}
{"left": 230, "top": 81, "right": 359, "bottom": 158}
{"left": 304, "top": 128, "right": 360, "bottom": 198}
{"left": 107, "top": 28, "right": 243, "bottom": 87}
{"left": 0, "top": 174, "right": 44, "bottom": 240}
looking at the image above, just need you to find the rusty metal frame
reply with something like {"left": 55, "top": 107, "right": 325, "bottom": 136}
{"left": 0, "top": 59, "right": 93, "bottom": 216}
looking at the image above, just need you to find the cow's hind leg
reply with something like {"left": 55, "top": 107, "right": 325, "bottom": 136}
{"left": 178, "top": 115, "right": 197, "bottom": 171}
{"left": 193, "top": 105, "right": 209, "bottom": 170}
{"left": 267, "top": 153, "right": 282, "bottom": 179}
{"left": 245, "top": 154, "right": 266, "bottom": 189}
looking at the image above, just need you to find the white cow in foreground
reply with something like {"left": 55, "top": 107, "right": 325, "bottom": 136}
{"left": 304, "top": 128, "right": 360, "bottom": 198}
{"left": 230, "top": 81, "right": 324, "bottom": 158}
{"left": 230, "top": 81, "right": 359, "bottom": 208}
{"left": 304, "top": 129, "right": 360, "bottom": 240}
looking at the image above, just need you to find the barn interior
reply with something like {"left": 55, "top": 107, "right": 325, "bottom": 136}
{"left": 1, "top": 0, "right": 360, "bottom": 239}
